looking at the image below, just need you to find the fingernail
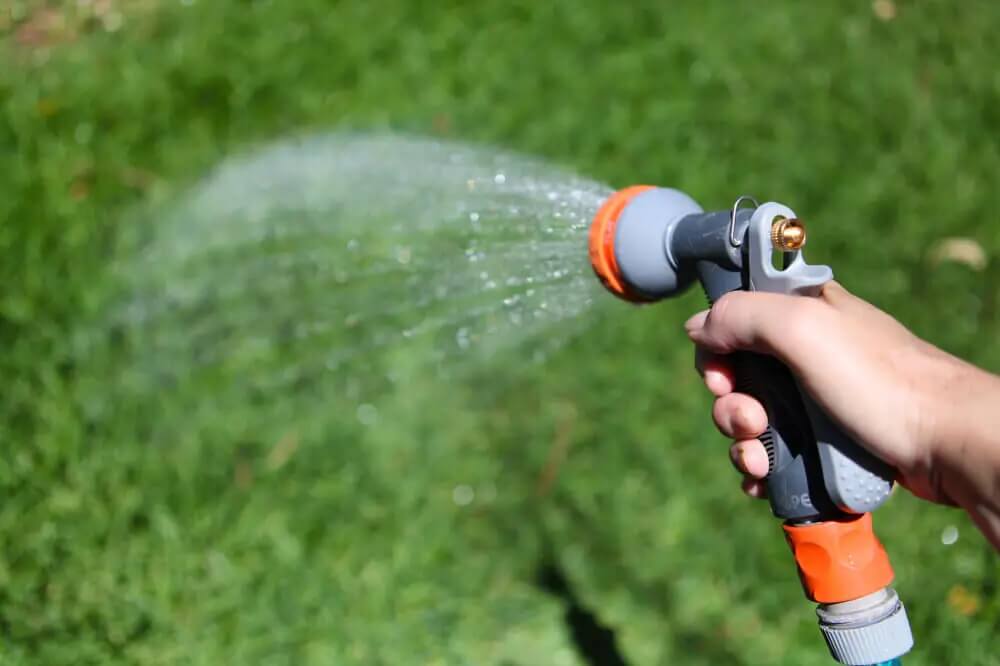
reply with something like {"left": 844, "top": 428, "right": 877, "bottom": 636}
{"left": 704, "top": 369, "right": 727, "bottom": 394}
{"left": 741, "top": 478, "right": 768, "bottom": 499}
{"left": 740, "top": 446, "right": 769, "bottom": 478}
{"left": 684, "top": 310, "right": 709, "bottom": 334}
{"left": 735, "top": 444, "right": 750, "bottom": 471}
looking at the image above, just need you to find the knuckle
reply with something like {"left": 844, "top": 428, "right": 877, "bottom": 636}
{"left": 705, "top": 292, "right": 747, "bottom": 348}
{"left": 709, "top": 291, "right": 739, "bottom": 327}
{"left": 780, "top": 298, "right": 826, "bottom": 347}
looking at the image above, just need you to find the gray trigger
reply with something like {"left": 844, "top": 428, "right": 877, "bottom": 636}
{"left": 746, "top": 202, "right": 832, "bottom": 297}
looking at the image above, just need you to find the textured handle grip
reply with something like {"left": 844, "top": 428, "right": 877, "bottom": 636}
{"left": 799, "top": 392, "right": 894, "bottom": 514}
{"left": 733, "top": 352, "right": 840, "bottom": 520}
{"left": 732, "top": 352, "right": 895, "bottom": 519}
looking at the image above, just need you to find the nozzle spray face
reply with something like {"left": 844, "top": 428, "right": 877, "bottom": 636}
{"left": 589, "top": 186, "right": 703, "bottom": 302}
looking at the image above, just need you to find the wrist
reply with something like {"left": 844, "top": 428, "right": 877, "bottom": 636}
{"left": 913, "top": 348, "right": 969, "bottom": 466}
{"left": 919, "top": 349, "right": 1000, "bottom": 523}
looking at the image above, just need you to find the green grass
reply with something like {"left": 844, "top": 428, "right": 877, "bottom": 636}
{"left": 2, "top": 1, "right": 999, "bottom": 664}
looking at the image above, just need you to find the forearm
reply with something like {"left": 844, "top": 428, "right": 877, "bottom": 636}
{"left": 927, "top": 353, "right": 1000, "bottom": 550}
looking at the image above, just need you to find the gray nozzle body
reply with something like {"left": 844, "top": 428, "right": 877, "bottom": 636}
{"left": 610, "top": 189, "right": 896, "bottom": 521}
{"left": 612, "top": 188, "right": 703, "bottom": 300}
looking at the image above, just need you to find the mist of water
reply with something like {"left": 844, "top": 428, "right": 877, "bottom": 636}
{"left": 96, "top": 132, "right": 613, "bottom": 402}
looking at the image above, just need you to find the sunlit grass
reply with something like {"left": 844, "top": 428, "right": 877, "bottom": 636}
{"left": 1, "top": 1, "right": 998, "bottom": 664}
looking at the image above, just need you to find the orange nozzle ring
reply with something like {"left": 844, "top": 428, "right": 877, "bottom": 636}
{"left": 783, "top": 513, "right": 894, "bottom": 604}
{"left": 588, "top": 185, "right": 656, "bottom": 302}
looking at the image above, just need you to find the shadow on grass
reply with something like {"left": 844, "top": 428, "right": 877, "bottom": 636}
{"left": 536, "top": 562, "right": 628, "bottom": 666}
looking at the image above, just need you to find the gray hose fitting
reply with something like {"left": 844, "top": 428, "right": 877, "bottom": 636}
{"left": 817, "top": 588, "right": 913, "bottom": 665}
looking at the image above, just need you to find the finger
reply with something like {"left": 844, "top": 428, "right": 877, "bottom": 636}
{"left": 822, "top": 280, "right": 909, "bottom": 335}
{"left": 712, "top": 393, "right": 768, "bottom": 440}
{"left": 729, "top": 439, "right": 770, "bottom": 478}
{"left": 820, "top": 280, "right": 868, "bottom": 314}
{"left": 694, "top": 347, "right": 735, "bottom": 396}
{"left": 684, "top": 291, "right": 825, "bottom": 362}
{"left": 741, "top": 477, "right": 768, "bottom": 499}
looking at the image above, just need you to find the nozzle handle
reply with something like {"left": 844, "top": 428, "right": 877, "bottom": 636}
{"left": 696, "top": 203, "right": 895, "bottom": 521}
{"left": 744, "top": 203, "right": 896, "bottom": 516}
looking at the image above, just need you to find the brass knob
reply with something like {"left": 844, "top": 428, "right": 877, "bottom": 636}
{"left": 771, "top": 216, "right": 806, "bottom": 250}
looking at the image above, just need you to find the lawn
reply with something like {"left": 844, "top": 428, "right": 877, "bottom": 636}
{"left": 1, "top": 1, "right": 998, "bottom": 664}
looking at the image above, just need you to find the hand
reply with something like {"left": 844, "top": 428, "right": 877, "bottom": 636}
{"left": 684, "top": 281, "right": 1000, "bottom": 545}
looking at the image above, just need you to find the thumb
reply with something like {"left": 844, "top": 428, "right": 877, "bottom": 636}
{"left": 684, "top": 290, "right": 825, "bottom": 365}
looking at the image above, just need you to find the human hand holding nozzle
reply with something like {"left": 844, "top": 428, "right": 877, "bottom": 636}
{"left": 686, "top": 280, "right": 1000, "bottom": 552}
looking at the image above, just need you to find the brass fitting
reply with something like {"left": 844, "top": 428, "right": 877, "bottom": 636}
{"left": 771, "top": 216, "right": 806, "bottom": 250}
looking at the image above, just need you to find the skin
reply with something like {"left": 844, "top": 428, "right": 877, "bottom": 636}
{"left": 684, "top": 281, "right": 1000, "bottom": 551}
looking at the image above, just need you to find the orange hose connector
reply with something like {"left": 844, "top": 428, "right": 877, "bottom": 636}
{"left": 783, "top": 513, "right": 894, "bottom": 604}
{"left": 588, "top": 185, "right": 655, "bottom": 302}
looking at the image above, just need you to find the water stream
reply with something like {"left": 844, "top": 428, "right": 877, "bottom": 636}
{"left": 94, "top": 133, "right": 614, "bottom": 412}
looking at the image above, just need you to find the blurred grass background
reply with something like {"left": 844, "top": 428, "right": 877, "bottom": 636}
{"left": 2, "top": 0, "right": 999, "bottom": 664}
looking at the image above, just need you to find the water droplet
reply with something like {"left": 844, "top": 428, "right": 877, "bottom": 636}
{"left": 452, "top": 484, "right": 475, "bottom": 506}
{"left": 941, "top": 525, "right": 959, "bottom": 545}
{"left": 493, "top": 173, "right": 506, "bottom": 185}
{"left": 547, "top": 191, "right": 559, "bottom": 201}
{"left": 402, "top": 328, "right": 414, "bottom": 338}
{"left": 347, "top": 239, "right": 360, "bottom": 251}
{"left": 469, "top": 212, "right": 480, "bottom": 223}
{"left": 479, "top": 271, "right": 489, "bottom": 280}
{"left": 455, "top": 327, "right": 470, "bottom": 350}
{"left": 503, "top": 295, "right": 519, "bottom": 306}
{"left": 395, "top": 246, "right": 412, "bottom": 265}
{"left": 356, "top": 403, "right": 378, "bottom": 426}
{"left": 484, "top": 280, "right": 497, "bottom": 290}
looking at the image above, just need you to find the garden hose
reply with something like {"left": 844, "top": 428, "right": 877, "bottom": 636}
{"left": 588, "top": 187, "right": 914, "bottom": 665}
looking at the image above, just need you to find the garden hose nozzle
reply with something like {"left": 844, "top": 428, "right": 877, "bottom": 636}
{"left": 589, "top": 187, "right": 914, "bottom": 665}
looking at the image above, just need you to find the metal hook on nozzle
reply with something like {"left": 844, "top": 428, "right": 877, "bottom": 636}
{"left": 728, "top": 194, "right": 760, "bottom": 247}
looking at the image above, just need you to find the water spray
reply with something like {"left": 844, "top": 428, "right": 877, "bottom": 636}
{"left": 588, "top": 186, "right": 913, "bottom": 665}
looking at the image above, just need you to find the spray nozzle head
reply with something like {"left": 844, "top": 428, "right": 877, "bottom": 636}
{"left": 588, "top": 186, "right": 658, "bottom": 302}
{"left": 588, "top": 186, "right": 705, "bottom": 302}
